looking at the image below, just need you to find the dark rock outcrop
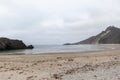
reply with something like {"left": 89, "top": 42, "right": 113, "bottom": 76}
{"left": 27, "top": 45, "right": 34, "bottom": 49}
{"left": 64, "top": 26, "right": 120, "bottom": 45}
{"left": 0, "top": 37, "right": 34, "bottom": 50}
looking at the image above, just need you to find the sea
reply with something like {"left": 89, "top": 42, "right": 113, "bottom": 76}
{"left": 0, "top": 44, "right": 120, "bottom": 54}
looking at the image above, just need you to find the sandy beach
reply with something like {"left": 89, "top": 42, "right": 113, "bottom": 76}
{"left": 0, "top": 50, "right": 120, "bottom": 80}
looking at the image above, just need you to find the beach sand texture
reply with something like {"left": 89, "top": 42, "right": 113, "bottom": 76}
{"left": 0, "top": 50, "right": 120, "bottom": 80}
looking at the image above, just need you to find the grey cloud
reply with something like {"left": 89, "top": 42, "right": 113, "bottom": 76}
{"left": 0, "top": 0, "right": 120, "bottom": 44}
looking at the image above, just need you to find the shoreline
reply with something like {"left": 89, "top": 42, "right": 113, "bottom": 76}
{"left": 0, "top": 48, "right": 118, "bottom": 56}
{"left": 1, "top": 44, "right": 120, "bottom": 55}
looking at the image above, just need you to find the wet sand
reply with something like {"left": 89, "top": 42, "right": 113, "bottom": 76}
{"left": 0, "top": 50, "right": 120, "bottom": 80}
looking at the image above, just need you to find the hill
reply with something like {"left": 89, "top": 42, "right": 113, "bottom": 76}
{"left": 64, "top": 26, "right": 120, "bottom": 45}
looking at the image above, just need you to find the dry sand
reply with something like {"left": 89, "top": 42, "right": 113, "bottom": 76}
{"left": 0, "top": 50, "right": 120, "bottom": 80}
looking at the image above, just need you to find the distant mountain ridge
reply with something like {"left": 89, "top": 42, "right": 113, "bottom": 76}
{"left": 64, "top": 26, "right": 120, "bottom": 45}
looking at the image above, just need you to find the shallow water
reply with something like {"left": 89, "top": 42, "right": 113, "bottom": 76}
{"left": 0, "top": 44, "right": 120, "bottom": 54}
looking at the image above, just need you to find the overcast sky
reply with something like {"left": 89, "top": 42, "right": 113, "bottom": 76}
{"left": 0, "top": 0, "right": 120, "bottom": 44}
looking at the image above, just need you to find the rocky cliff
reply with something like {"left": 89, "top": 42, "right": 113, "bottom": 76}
{"left": 0, "top": 38, "right": 34, "bottom": 50}
{"left": 64, "top": 26, "right": 120, "bottom": 45}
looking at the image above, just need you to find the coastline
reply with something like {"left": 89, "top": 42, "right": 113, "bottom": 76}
{"left": 0, "top": 44, "right": 120, "bottom": 55}
{"left": 0, "top": 49, "right": 120, "bottom": 80}
{"left": 0, "top": 48, "right": 117, "bottom": 55}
